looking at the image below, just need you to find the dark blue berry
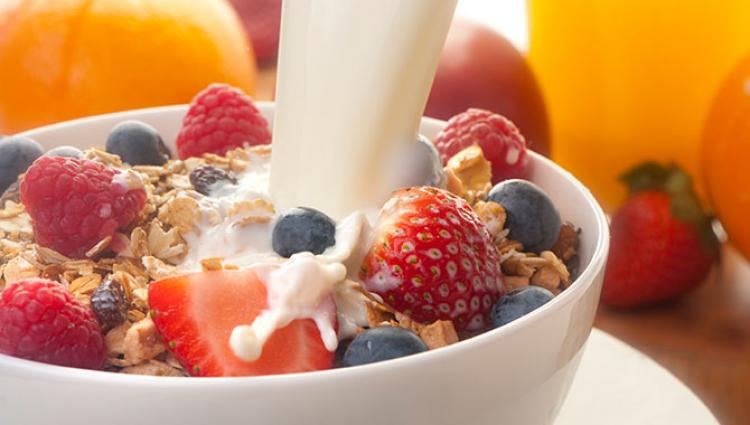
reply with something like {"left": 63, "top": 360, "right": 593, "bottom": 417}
{"left": 342, "top": 326, "right": 428, "bottom": 367}
{"left": 416, "top": 135, "right": 446, "bottom": 188}
{"left": 393, "top": 136, "right": 446, "bottom": 189}
{"left": 0, "top": 136, "right": 43, "bottom": 194}
{"left": 488, "top": 179, "right": 561, "bottom": 253}
{"left": 491, "top": 286, "right": 554, "bottom": 328}
{"left": 46, "top": 145, "right": 84, "bottom": 159}
{"left": 106, "top": 120, "right": 170, "bottom": 166}
{"left": 272, "top": 207, "right": 336, "bottom": 257}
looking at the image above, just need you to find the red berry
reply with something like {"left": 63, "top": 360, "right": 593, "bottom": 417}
{"left": 0, "top": 279, "right": 105, "bottom": 369}
{"left": 176, "top": 83, "right": 271, "bottom": 159}
{"left": 148, "top": 270, "right": 334, "bottom": 377}
{"left": 360, "top": 187, "right": 504, "bottom": 331}
{"left": 20, "top": 157, "right": 147, "bottom": 259}
{"left": 434, "top": 108, "right": 528, "bottom": 183}
{"left": 602, "top": 192, "right": 715, "bottom": 308}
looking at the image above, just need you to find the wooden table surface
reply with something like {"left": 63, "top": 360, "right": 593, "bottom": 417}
{"left": 254, "top": 67, "right": 748, "bottom": 425}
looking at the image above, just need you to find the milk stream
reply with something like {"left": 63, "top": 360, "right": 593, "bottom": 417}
{"left": 270, "top": 0, "right": 458, "bottom": 220}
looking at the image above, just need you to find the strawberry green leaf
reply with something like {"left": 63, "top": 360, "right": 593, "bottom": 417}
{"left": 620, "top": 162, "right": 719, "bottom": 256}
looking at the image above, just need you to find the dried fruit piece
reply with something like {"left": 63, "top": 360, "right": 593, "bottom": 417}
{"left": 91, "top": 279, "right": 129, "bottom": 332}
{"left": 189, "top": 165, "right": 237, "bottom": 196}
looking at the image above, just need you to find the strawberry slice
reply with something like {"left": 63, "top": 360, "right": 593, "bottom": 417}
{"left": 148, "top": 270, "right": 334, "bottom": 377}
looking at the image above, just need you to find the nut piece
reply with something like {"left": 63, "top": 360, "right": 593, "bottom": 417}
{"left": 503, "top": 275, "right": 530, "bottom": 291}
{"left": 2, "top": 255, "right": 39, "bottom": 284}
{"left": 120, "top": 360, "right": 184, "bottom": 377}
{"left": 419, "top": 320, "right": 459, "bottom": 349}
{"left": 365, "top": 301, "right": 396, "bottom": 328}
{"left": 200, "top": 257, "right": 224, "bottom": 271}
{"left": 474, "top": 200, "right": 507, "bottom": 241}
{"left": 158, "top": 196, "right": 200, "bottom": 233}
{"left": 551, "top": 223, "right": 579, "bottom": 263}
{"left": 446, "top": 145, "right": 492, "bottom": 194}
{"left": 530, "top": 266, "right": 562, "bottom": 294}
{"left": 105, "top": 323, "right": 131, "bottom": 357}
{"left": 123, "top": 317, "right": 166, "bottom": 365}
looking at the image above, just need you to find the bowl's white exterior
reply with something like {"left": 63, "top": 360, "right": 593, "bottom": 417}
{"left": 0, "top": 105, "right": 609, "bottom": 425}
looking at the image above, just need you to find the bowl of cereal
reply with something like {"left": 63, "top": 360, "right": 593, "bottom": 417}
{"left": 0, "top": 90, "right": 609, "bottom": 425}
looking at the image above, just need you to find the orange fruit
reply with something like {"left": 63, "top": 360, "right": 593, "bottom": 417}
{"left": 0, "top": 0, "right": 257, "bottom": 134}
{"left": 702, "top": 53, "right": 750, "bottom": 260}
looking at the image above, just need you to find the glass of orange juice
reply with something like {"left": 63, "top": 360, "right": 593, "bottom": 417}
{"left": 527, "top": 0, "right": 750, "bottom": 209}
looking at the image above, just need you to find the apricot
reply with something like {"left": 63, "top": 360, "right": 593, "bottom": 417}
{"left": 0, "top": 0, "right": 257, "bottom": 134}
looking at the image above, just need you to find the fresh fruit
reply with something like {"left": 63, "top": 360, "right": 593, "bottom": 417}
{"left": 229, "top": 0, "right": 282, "bottom": 64}
{"left": 0, "top": 136, "right": 43, "bottom": 193}
{"left": 90, "top": 279, "right": 129, "bottom": 332}
{"left": 272, "top": 207, "right": 337, "bottom": 257}
{"left": 391, "top": 136, "right": 446, "bottom": 190}
{"left": 341, "top": 326, "right": 428, "bottom": 367}
{"left": 491, "top": 286, "right": 554, "bottom": 328}
{"left": 360, "top": 187, "right": 504, "bottom": 331}
{"left": 46, "top": 146, "right": 84, "bottom": 159}
{"left": 176, "top": 83, "right": 272, "bottom": 159}
{"left": 106, "top": 121, "right": 170, "bottom": 166}
{"left": 426, "top": 19, "right": 550, "bottom": 156}
{"left": 148, "top": 270, "right": 334, "bottom": 377}
{"left": 0, "top": 278, "right": 105, "bottom": 369}
{"left": 20, "top": 157, "right": 147, "bottom": 259}
{"left": 189, "top": 166, "right": 238, "bottom": 196}
{"left": 434, "top": 108, "right": 528, "bottom": 183}
{"left": 0, "top": 0, "right": 257, "bottom": 134}
{"left": 702, "top": 53, "right": 750, "bottom": 261}
{"left": 602, "top": 163, "right": 718, "bottom": 308}
{"left": 488, "top": 179, "right": 561, "bottom": 253}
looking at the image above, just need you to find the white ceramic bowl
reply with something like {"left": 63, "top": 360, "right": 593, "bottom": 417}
{"left": 0, "top": 105, "right": 609, "bottom": 425}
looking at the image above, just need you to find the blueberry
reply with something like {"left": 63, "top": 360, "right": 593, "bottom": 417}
{"left": 488, "top": 179, "right": 561, "bottom": 253}
{"left": 106, "top": 120, "right": 170, "bottom": 166}
{"left": 46, "top": 145, "right": 83, "bottom": 159}
{"left": 415, "top": 135, "right": 446, "bottom": 188}
{"left": 0, "top": 136, "right": 43, "bottom": 193}
{"left": 491, "top": 286, "right": 554, "bottom": 328}
{"left": 189, "top": 165, "right": 237, "bottom": 196}
{"left": 272, "top": 207, "right": 336, "bottom": 257}
{"left": 342, "top": 326, "right": 428, "bottom": 367}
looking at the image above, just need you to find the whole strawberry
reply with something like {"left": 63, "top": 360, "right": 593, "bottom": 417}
{"left": 20, "top": 156, "right": 147, "bottom": 259}
{"left": 0, "top": 279, "right": 105, "bottom": 369}
{"left": 360, "top": 187, "right": 504, "bottom": 331}
{"left": 602, "top": 163, "right": 718, "bottom": 308}
{"left": 176, "top": 83, "right": 271, "bottom": 159}
{"left": 434, "top": 108, "right": 528, "bottom": 183}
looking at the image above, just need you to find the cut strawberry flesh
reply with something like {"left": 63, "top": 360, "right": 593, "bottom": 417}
{"left": 148, "top": 270, "right": 333, "bottom": 377}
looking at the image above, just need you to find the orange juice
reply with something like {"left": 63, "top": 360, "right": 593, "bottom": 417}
{"left": 527, "top": 0, "right": 750, "bottom": 209}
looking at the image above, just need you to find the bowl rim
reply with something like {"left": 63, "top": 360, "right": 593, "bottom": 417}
{"left": 2, "top": 104, "right": 610, "bottom": 387}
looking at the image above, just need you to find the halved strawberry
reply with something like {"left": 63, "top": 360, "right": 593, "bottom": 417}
{"left": 148, "top": 270, "right": 333, "bottom": 377}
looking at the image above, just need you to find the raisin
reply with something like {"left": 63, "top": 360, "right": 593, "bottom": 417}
{"left": 91, "top": 279, "right": 129, "bottom": 332}
{"left": 189, "top": 166, "right": 237, "bottom": 196}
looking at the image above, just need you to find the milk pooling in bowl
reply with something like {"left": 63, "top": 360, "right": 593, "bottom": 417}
{"left": 271, "top": 0, "right": 458, "bottom": 219}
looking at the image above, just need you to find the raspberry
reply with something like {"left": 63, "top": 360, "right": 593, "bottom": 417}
{"left": 434, "top": 108, "right": 528, "bottom": 183}
{"left": 0, "top": 279, "right": 105, "bottom": 369}
{"left": 176, "top": 83, "right": 271, "bottom": 159}
{"left": 20, "top": 156, "right": 147, "bottom": 259}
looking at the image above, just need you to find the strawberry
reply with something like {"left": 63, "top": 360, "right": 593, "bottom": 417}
{"left": 148, "top": 270, "right": 333, "bottom": 377}
{"left": 602, "top": 163, "right": 719, "bottom": 308}
{"left": 359, "top": 187, "right": 504, "bottom": 331}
